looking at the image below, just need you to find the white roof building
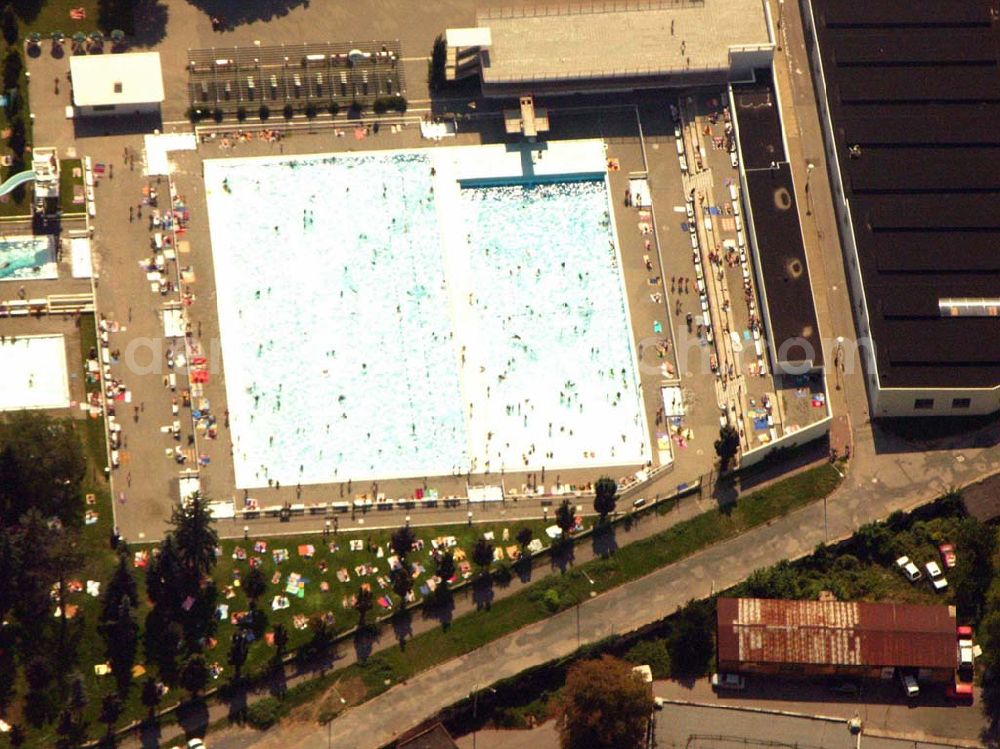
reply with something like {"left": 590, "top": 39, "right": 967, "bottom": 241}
{"left": 70, "top": 52, "right": 165, "bottom": 115}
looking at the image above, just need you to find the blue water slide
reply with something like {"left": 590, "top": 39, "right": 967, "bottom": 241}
{"left": 0, "top": 170, "right": 36, "bottom": 197}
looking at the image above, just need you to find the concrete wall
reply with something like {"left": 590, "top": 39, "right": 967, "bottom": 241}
{"left": 729, "top": 46, "right": 774, "bottom": 81}
{"left": 723, "top": 660, "right": 954, "bottom": 684}
{"left": 873, "top": 386, "right": 1000, "bottom": 418}
{"left": 77, "top": 102, "right": 160, "bottom": 117}
{"left": 740, "top": 413, "right": 831, "bottom": 468}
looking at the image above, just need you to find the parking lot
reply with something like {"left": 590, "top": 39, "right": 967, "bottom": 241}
{"left": 654, "top": 676, "right": 986, "bottom": 745}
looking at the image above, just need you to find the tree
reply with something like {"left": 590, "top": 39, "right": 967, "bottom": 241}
{"left": 0, "top": 413, "right": 86, "bottom": 526}
{"left": 140, "top": 677, "right": 161, "bottom": 718}
{"left": 516, "top": 527, "right": 533, "bottom": 554}
{"left": 145, "top": 535, "right": 182, "bottom": 608}
{"left": 391, "top": 564, "right": 413, "bottom": 607}
{"left": 8, "top": 724, "right": 25, "bottom": 749}
{"left": 24, "top": 655, "right": 51, "bottom": 692}
{"left": 593, "top": 477, "right": 618, "bottom": 522}
{"left": 228, "top": 631, "right": 249, "bottom": 681}
{"left": 435, "top": 550, "right": 456, "bottom": 585}
{"left": 558, "top": 655, "right": 653, "bottom": 749}
{"left": 555, "top": 499, "right": 576, "bottom": 539}
{"left": 714, "top": 424, "right": 740, "bottom": 471}
{"left": 180, "top": 655, "right": 208, "bottom": 697}
{"left": 667, "top": 600, "right": 715, "bottom": 677}
{"left": 273, "top": 623, "right": 289, "bottom": 658}
{"left": 1, "top": 5, "right": 17, "bottom": 46}
{"left": 390, "top": 524, "right": 416, "bottom": 562}
{"left": 354, "top": 585, "right": 373, "bottom": 625}
{"left": 98, "top": 693, "right": 122, "bottom": 736}
{"left": 106, "top": 596, "right": 139, "bottom": 696}
{"left": 170, "top": 492, "right": 219, "bottom": 581}
{"left": 951, "top": 517, "right": 997, "bottom": 624}
{"left": 243, "top": 564, "right": 267, "bottom": 607}
{"left": 472, "top": 537, "right": 495, "bottom": 577}
{"left": 101, "top": 552, "right": 137, "bottom": 624}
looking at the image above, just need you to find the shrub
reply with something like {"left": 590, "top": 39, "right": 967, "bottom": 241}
{"left": 236, "top": 106, "right": 247, "bottom": 122}
{"left": 245, "top": 696, "right": 284, "bottom": 729}
{"left": 374, "top": 95, "right": 407, "bottom": 114}
{"left": 259, "top": 105, "right": 270, "bottom": 121}
{"left": 542, "top": 589, "right": 561, "bottom": 612}
{"left": 304, "top": 103, "right": 317, "bottom": 119}
{"left": 624, "top": 638, "right": 671, "bottom": 679}
{"left": 185, "top": 106, "right": 206, "bottom": 123}
{"left": 282, "top": 103, "right": 294, "bottom": 120}
{"left": 8, "top": 119, "right": 26, "bottom": 156}
{"left": 212, "top": 108, "right": 223, "bottom": 123}
{"left": 328, "top": 101, "right": 340, "bottom": 116}
{"left": 349, "top": 100, "right": 365, "bottom": 116}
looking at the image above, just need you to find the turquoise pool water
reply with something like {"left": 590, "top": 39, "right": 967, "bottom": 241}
{"left": 204, "top": 148, "right": 647, "bottom": 488}
{"left": 0, "top": 236, "right": 57, "bottom": 281}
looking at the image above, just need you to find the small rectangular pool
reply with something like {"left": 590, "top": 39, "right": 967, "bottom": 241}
{"left": 0, "top": 235, "right": 57, "bottom": 281}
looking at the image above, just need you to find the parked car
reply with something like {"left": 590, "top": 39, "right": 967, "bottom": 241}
{"left": 958, "top": 625, "right": 974, "bottom": 639}
{"left": 900, "top": 672, "right": 919, "bottom": 698}
{"left": 828, "top": 681, "right": 860, "bottom": 696}
{"left": 711, "top": 673, "right": 746, "bottom": 691}
{"left": 925, "top": 560, "right": 949, "bottom": 590}
{"left": 946, "top": 682, "right": 974, "bottom": 702}
{"left": 939, "top": 543, "right": 957, "bottom": 569}
{"left": 896, "top": 556, "right": 922, "bottom": 582}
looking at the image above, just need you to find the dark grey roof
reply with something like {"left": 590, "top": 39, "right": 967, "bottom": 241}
{"left": 810, "top": 0, "right": 1000, "bottom": 389}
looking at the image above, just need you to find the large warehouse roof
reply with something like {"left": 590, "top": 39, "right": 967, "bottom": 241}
{"left": 809, "top": 0, "right": 1000, "bottom": 390}
{"left": 717, "top": 598, "right": 958, "bottom": 670}
{"left": 70, "top": 52, "right": 165, "bottom": 108}
{"left": 477, "top": 0, "right": 770, "bottom": 85}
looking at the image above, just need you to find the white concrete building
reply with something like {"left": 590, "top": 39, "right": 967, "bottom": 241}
{"left": 70, "top": 52, "right": 165, "bottom": 117}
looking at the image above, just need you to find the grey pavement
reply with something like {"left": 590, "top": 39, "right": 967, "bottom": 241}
{"left": 453, "top": 703, "right": 976, "bottom": 749}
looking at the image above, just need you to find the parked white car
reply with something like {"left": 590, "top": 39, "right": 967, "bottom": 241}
{"left": 900, "top": 673, "right": 919, "bottom": 698}
{"left": 925, "top": 560, "right": 949, "bottom": 590}
{"left": 896, "top": 556, "right": 922, "bottom": 582}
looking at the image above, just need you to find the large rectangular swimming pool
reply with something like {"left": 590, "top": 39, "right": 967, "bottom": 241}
{"left": 204, "top": 144, "right": 648, "bottom": 488}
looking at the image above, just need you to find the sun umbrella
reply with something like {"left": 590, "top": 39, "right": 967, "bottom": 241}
{"left": 28, "top": 32, "right": 42, "bottom": 43}
{"left": 72, "top": 32, "right": 87, "bottom": 44}
{"left": 51, "top": 31, "right": 65, "bottom": 42}
{"left": 90, "top": 32, "right": 104, "bottom": 43}
{"left": 110, "top": 29, "right": 125, "bottom": 42}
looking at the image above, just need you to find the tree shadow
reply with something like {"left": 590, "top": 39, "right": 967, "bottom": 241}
{"left": 550, "top": 539, "right": 575, "bottom": 573}
{"left": 591, "top": 524, "right": 618, "bottom": 559}
{"left": 352, "top": 624, "right": 379, "bottom": 663}
{"left": 391, "top": 608, "right": 412, "bottom": 650}
{"left": 472, "top": 575, "right": 494, "bottom": 611}
{"left": 131, "top": 0, "right": 169, "bottom": 46}
{"left": 175, "top": 697, "right": 209, "bottom": 739}
{"left": 221, "top": 679, "right": 248, "bottom": 724}
{"left": 515, "top": 556, "right": 534, "bottom": 584}
{"left": 138, "top": 718, "right": 162, "bottom": 749}
{"left": 420, "top": 589, "right": 454, "bottom": 630}
{"left": 183, "top": 0, "right": 309, "bottom": 29}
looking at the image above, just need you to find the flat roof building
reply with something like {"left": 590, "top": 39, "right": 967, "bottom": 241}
{"left": 473, "top": 0, "right": 774, "bottom": 96}
{"left": 802, "top": 0, "right": 1000, "bottom": 416}
{"left": 731, "top": 73, "right": 823, "bottom": 373}
{"left": 717, "top": 597, "right": 958, "bottom": 682}
{"left": 70, "top": 52, "right": 165, "bottom": 117}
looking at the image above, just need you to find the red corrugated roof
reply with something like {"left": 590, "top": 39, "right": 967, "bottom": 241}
{"left": 717, "top": 597, "right": 957, "bottom": 670}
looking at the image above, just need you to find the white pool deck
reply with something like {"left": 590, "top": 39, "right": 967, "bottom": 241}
{"left": 204, "top": 140, "right": 650, "bottom": 487}
{"left": 0, "top": 334, "right": 71, "bottom": 411}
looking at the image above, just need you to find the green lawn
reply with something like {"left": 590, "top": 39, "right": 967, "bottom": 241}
{"left": 59, "top": 158, "right": 85, "bottom": 214}
{"left": 18, "top": 1, "right": 100, "bottom": 36}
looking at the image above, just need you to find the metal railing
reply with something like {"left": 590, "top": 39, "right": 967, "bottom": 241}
{"left": 479, "top": 0, "right": 704, "bottom": 20}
